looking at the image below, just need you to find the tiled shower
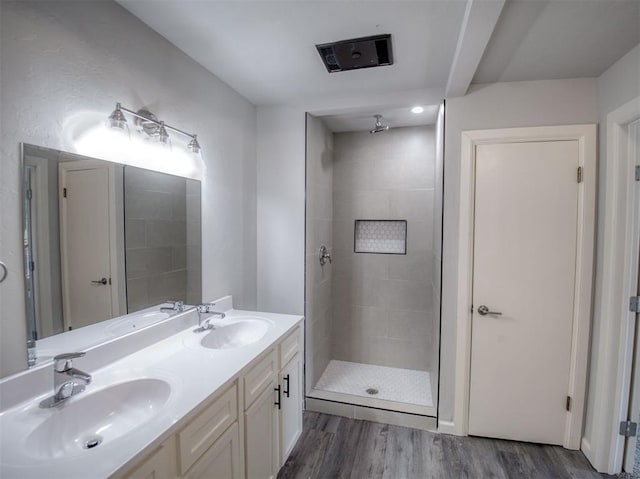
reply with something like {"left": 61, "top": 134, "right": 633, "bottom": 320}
{"left": 305, "top": 109, "right": 443, "bottom": 417}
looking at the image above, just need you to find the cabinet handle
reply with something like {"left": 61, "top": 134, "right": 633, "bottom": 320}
{"left": 274, "top": 385, "right": 281, "bottom": 409}
{"left": 283, "top": 374, "right": 290, "bottom": 398}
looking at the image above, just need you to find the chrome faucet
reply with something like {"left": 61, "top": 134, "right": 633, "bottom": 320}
{"left": 40, "top": 352, "right": 92, "bottom": 408}
{"left": 160, "top": 300, "right": 185, "bottom": 313}
{"left": 194, "top": 303, "right": 225, "bottom": 332}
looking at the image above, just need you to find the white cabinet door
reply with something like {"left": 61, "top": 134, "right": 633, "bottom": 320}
{"left": 182, "top": 423, "right": 241, "bottom": 479}
{"left": 245, "top": 380, "right": 279, "bottom": 479}
{"left": 124, "top": 437, "right": 177, "bottom": 479}
{"left": 178, "top": 386, "right": 237, "bottom": 475}
{"left": 280, "top": 353, "right": 302, "bottom": 466}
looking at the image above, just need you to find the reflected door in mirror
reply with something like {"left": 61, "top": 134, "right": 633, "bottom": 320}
{"left": 59, "top": 163, "right": 118, "bottom": 329}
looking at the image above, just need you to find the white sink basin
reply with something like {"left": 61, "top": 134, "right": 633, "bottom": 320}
{"left": 198, "top": 318, "right": 271, "bottom": 349}
{"left": 24, "top": 378, "right": 171, "bottom": 459}
{"left": 106, "top": 310, "right": 171, "bottom": 336}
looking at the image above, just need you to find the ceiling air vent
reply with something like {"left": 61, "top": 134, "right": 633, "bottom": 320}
{"left": 316, "top": 34, "right": 393, "bottom": 73}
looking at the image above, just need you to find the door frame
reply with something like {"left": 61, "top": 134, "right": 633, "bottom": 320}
{"left": 585, "top": 96, "right": 640, "bottom": 473}
{"left": 453, "top": 124, "right": 597, "bottom": 449}
{"left": 58, "top": 160, "right": 121, "bottom": 330}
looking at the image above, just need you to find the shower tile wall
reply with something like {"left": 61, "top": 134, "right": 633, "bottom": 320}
{"left": 305, "top": 114, "right": 334, "bottom": 391}
{"left": 332, "top": 126, "right": 436, "bottom": 371}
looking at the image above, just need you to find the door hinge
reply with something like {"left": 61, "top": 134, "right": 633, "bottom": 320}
{"left": 566, "top": 396, "right": 571, "bottom": 411}
{"left": 577, "top": 167, "right": 583, "bottom": 183}
{"left": 29, "top": 261, "right": 35, "bottom": 272}
{"left": 63, "top": 187, "right": 67, "bottom": 198}
{"left": 620, "top": 420, "right": 638, "bottom": 437}
{"left": 635, "top": 165, "right": 640, "bottom": 181}
{"left": 631, "top": 296, "right": 640, "bottom": 313}
{"left": 26, "top": 188, "right": 33, "bottom": 200}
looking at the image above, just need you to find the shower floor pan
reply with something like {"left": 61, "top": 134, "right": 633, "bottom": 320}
{"left": 311, "top": 360, "right": 435, "bottom": 417}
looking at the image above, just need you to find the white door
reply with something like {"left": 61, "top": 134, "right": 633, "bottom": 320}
{"left": 623, "top": 120, "right": 640, "bottom": 472}
{"left": 60, "top": 164, "right": 113, "bottom": 330}
{"left": 468, "top": 140, "right": 580, "bottom": 445}
{"left": 624, "top": 248, "right": 640, "bottom": 472}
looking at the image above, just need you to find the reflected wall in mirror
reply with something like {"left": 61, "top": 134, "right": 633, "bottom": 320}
{"left": 21, "top": 144, "right": 202, "bottom": 345}
{"left": 124, "top": 167, "right": 201, "bottom": 313}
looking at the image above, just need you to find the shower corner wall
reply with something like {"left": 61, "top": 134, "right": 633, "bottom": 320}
{"left": 304, "top": 113, "right": 334, "bottom": 394}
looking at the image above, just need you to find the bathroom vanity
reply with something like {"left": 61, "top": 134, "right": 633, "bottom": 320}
{"left": 0, "top": 296, "right": 304, "bottom": 479}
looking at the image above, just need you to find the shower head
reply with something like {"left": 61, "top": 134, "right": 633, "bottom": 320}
{"left": 369, "top": 114, "right": 389, "bottom": 134}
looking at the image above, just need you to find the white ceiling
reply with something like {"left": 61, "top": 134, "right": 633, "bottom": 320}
{"left": 117, "top": 0, "right": 640, "bottom": 107}
{"left": 473, "top": 0, "right": 640, "bottom": 83}
{"left": 116, "top": 0, "right": 467, "bottom": 105}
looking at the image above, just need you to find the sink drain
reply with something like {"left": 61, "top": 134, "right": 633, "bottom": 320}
{"left": 366, "top": 388, "right": 379, "bottom": 395}
{"left": 84, "top": 437, "right": 102, "bottom": 449}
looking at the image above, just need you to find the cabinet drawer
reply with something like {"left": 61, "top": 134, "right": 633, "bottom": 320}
{"left": 279, "top": 326, "right": 300, "bottom": 369}
{"left": 178, "top": 385, "right": 238, "bottom": 475}
{"left": 244, "top": 350, "right": 277, "bottom": 410}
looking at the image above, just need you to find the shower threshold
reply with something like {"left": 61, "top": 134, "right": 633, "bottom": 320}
{"left": 309, "top": 360, "right": 436, "bottom": 417}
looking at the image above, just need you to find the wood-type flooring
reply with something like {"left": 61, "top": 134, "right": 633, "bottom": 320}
{"left": 278, "top": 412, "right": 610, "bottom": 479}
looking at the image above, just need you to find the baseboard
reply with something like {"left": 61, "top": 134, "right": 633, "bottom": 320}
{"left": 580, "top": 436, "right": 603, "bottom": 472}
{"left": 437, "top": 419, "right": 457, "bottom": 435}
{"left": 308, "top": 388, "right": 436, "bottom": 416}
{"left": 580, "top": 437, "right": 592, "bottom": 459}
{"left": 306, "top": 397, "right": 436, "bottom": 431}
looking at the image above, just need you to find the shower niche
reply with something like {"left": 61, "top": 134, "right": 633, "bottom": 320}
{"left": 304, "top": 106, "right": 444, "bottom": 425}
{"left": 354, "top": 219, "right": 407, "bottom": 254}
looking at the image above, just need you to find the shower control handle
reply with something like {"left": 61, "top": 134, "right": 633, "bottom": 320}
{"left": 477, "top": 305, "right": 502, "bottom": 316}
{"left": 319, "top": 246, "right": 332, "bottom": 266}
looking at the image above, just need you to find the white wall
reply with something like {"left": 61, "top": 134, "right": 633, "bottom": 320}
{"left": 582, "top": 44, "right": 640, "bottom": 471}
{"left": 0, "top": 1, "right": 257, "bottom": 377}
{"left": 256, "top": 106, "right": 306, "bottom": 315}
{"left": 439, "top": 78, "right": 599, "bottom": 423}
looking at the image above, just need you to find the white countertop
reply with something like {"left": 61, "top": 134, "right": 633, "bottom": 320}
{"left": 0, "top": 304, "right": 303, "bottom": 479}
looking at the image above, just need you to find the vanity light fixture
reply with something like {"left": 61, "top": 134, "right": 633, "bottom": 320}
{"left": 157, "top": 121, "right": 170, "bottom": 145}
{"left": 411, "top": 106, "right": 424, "bottom": 114}
{"left": 108, "top": 103, "right": 128, "bottom": 130}
{"left": 107, "top": 103, "right": 201, "bottom": 153}
{"left": 187, "top": 135, "right": 201, "bottom": 154}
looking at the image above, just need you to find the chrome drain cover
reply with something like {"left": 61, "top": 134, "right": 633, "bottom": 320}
{"left": 84, "top": 437, "right": 102, "bottom": 449}
{"left": 366, "top": 388, "right": 379, "bottom": 395}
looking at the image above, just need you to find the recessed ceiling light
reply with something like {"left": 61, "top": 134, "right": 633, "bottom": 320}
{"left": 411, "top": 106, "right": 424, "bottom": 114}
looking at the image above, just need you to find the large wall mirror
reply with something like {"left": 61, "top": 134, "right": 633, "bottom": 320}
{"left": 21, "top": 143, "right": 202, "bottom": 352}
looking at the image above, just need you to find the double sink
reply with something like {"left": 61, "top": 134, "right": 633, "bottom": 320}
{"left": 0, "top": 308, "right": 276, "bottom": 474}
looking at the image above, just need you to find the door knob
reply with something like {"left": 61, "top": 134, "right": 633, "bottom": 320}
{"left": 0, "top": 261, "right": 7, "bottom": 284}
{"left": 91, "top": 278, "right": 108, "bottom": 285}
{"left": 477, "top": 305, "right": 502, "bottom": 316}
